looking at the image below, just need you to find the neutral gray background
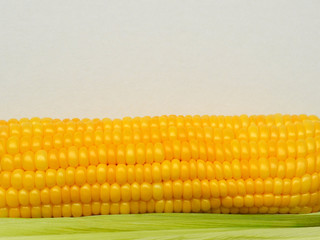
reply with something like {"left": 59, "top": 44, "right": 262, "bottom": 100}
{"left": 0, "top": 1, "right": 319, "bottom": 120}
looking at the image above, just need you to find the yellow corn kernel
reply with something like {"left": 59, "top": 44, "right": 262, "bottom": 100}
{"left": 121, "top": 184, "right": 131, "bottom": 202}
{"left": 306, "top": 154, "right": 316, "bottom": 174}
{"left": 7, "top": 136, "right": 19, "bottom": 155}
{"left": 151, "top": 162, "right": 161, "bottom": 182}
{"left": 88, "top": 146, "right": 98, "bottom": 166}
{"left": 20, "top": 206, "right": 31, "bottom": 218}
{"left": 1, "top": 154, "right": 14, "bottom": 171}
{"left": 65, "top": 167, "right": 75, "bottom": 186}
{"left": 249, "top": 159, "right": 259, "bottom": 179}
{"left": 1, "top": 115, "right": 320, "bottom": 217}
{"left": 100, "top": 183, "right": 110, "bottom": 203}
{"left": 152, "top": 183, "right": 163, "bottom": 201}
{"left": 110, "top": 183, "right": 121, "bottom": 203}
{"left": 125, "top": 144, "right": 135, "bottom": 165}
{"left": 86, "top": 165, "right": 96, "bottom": 184}
{"left": 145, "top": 143, "right": 154, "bottom": 164}
{"left": 61, "top": 204, "right": 71, "bottom": 217}
{"left": 56, "top": 169, "right": 66, "bottom": 187}
{"left": 91, "top": 183, "right": 100, "bottom": 202}
{"left": 277, "top": 161, "right": 286, "bottom": 178}
{"left": 227, "top": 179, "right": 237, "bottom": 197}
{"left": 71, "top": 203, "right": 82, "bottom": 217}
{"left": 173, "top": 199, "right": 182, "bottom": 213}
{"left": 29, "top": 189, "right": 41, "bottom": 206}
{"left": 119, "top": 202, "right": 130, "bottom": 214}
{"left": 233, "top": 196, "right": 244, "bottom": 208}
{"left": 163, "top": 181, "right": 173, "bottom": 200}
{"left": 143, "top": 164, "right": 152, "bottom": 183}
{"left": 301, "top": 174, "right": 311, "bottom": 194}
{"left": 171, "top": 159, "right": 180, "bottom": 180}
{"left": 219, "top": 180, "right": 228, "bottom": 198}
{"left": 66, "top": 146, "right": 78, "bottom": 168}
{"left": 22, "top": 151, "right": 35, "bottom": 171}
{"left": 154, "top": 143, "right": 165, "bottom": 163}
{"left": 297, "top": 139, "right": 307, "bottom": 157}
{"left": 31, "top": 136, "right": 42, "bottom": 153}
{"left": 40, "top": 188, "right": 50, "bottom": 204}
{"left": 91, "top": 202, "right": 101, "bottom": 215}
{"left": 69, "top": 185, "right": 79, "bottom": 202}
{"left": 8, "top": 208, "right": 20, "bottom": 218}
{"left": 237, "top": 179, "right": 246, "bottom": 195}
{"left": 95, "top": 163, "right": 107, "bottom": 183}
{"left": 48, "top": 149, "right": 59, "bottom": 169}
{"left": 191, "top": 199, "right": 201, "bottom": 212}
{"left": 277, "top": 140, "right": 287, "bottom": 161}
{"left": 245, "top": 179, "right": 255, "bottom": 195}
{"left": 259, "top": 158, "right": 270, "bottom": 179}
{"left": 18, "top": 189, "right": 29, "bottom": 206}
{"left": 172, "top": 180, "right": 183, "bottom": 199}
{"left": 11, "top": 169, "right": 23, "bottom": 189}
{"left": 133, "top": 164, "right": 143, "bottom": 184}
{"left": 201, "top": 180, "right": 210, "bottom": 199}
{"left": 209, "top": 180, "right": 220, "bottom": 198}
{"left": 147, "top": 199, "right": 155, "bottom": 213}
{"left": 212, "top": 161, "right": 222, "bottom": 181}
{"left": 286, "top": 158, "right": 296, "bottom": 179}
{"left": 23, "top": 171, "right": 35, "bottom": 190}
{"left": 115, "top": 164, "right": 127, "bottom": 185}
{"left": 46, "top": 169, "right": 56, "bottom": 188}
{"left": 264, "top": 178, "right": 273, "bottom": 193}
{"left": 248, "top": 124, "right": 259, "bottom": 141}
{"left": 0, "top": 188, "right": 6, "bottom": 208}
{"left": 35, "top": 150, "right": 48, "bottom": 171}
{"left": 80, "top": 184, "right": 91, "bottom": 203}
{"left": 1, "top": 171, "right": 11, "bottom": 189}
{"left": 311, "top": 173, "right": 319, "bottom": 193}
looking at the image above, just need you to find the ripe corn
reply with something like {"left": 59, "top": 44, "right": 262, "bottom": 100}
{"left": 0, "top": 114, "right": 320, "bottom": 218}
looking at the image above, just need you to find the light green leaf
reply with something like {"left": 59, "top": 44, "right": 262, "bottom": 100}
{"left": 1, "top": 213, "right": 320, "bottom": 240}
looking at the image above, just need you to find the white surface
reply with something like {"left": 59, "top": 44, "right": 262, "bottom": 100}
{"left": 0, "top": 1, "right": 319, "bottom": 120}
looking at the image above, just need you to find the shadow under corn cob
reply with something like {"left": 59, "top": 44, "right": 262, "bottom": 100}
{"left": 0, "top": 114, "right": 319, "bottom": 217}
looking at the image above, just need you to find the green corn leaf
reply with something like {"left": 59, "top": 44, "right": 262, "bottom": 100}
{"left": 1, "top": 213, "right": 320, "bottom": 240}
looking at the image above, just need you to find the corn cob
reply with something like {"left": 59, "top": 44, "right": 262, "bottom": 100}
{"left": 0, "top": 114, "right": 320, "bottom": 218}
